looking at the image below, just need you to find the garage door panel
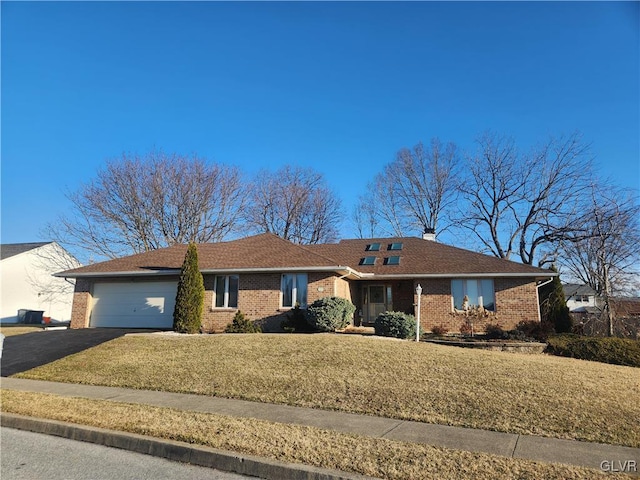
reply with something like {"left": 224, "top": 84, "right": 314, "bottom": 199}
{"left": 90, "top": 281, "right": 177, "bottom": 328}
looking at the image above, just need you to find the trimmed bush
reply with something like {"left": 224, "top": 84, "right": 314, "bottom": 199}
{"left": 516, "top": 320, "right": 554, "bottom": 342}
{"left": 307, "top": 297, "right": 356, "bottom": 332}
{"left": 173, "top": 243, "right": 204, "bottom": 334}
{"left": 374, "top": 311, "right": 416, "bottom": 339}
{"left": 431, "top": 325, "right": 449, "bottom": 336}
{"left": 224, "top": 311, "right": 261, "bottom": 333}
{"left": 281, "top": 306, "right": 313, "bottom": 333}
{"left": 484, "top": 323, "right": 506, "bottom": 339}
{"left": 546, "top": 334, "right": 640, "bottom": 367}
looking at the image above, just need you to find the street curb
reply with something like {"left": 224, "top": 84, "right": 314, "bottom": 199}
{"left": 1, "top": 413, "right": 378, "bottom": 480}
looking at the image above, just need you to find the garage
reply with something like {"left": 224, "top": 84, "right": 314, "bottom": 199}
{"left": 90, "top": 281, "right": 178, "bottom": 328}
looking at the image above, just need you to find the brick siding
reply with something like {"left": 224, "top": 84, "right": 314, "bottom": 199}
{"left": 417, "top": 278, "right": 540, "bottom": 333}
{"left": 69, "top": 279, "right": 92, "bottom": 329}
{"left": 68, "top": 274, "right": 541, "bottom": 334}
{"left": 202, "top": 272, "right": 343, "bottom": 333}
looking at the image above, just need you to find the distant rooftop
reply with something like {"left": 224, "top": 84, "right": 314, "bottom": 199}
{"left": 563, "top": 284, "right": 598, "bottom": 297}
{"left": 0, "top": 242, "right": 50, "bottom": 261}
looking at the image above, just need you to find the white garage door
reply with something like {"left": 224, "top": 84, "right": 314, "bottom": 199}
{"left": 90, "top": 281, "right": 178, "bottom": 328}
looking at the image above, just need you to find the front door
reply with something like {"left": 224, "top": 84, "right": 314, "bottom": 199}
{"left": 363, "top": 285, "right": 392, "bottom": 323}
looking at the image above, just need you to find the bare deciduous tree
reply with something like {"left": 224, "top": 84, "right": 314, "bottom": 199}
{"left": 46, "top": 151, "right": 245, "bottom": 261}
{"left": 559, "top": 185, "right": 640, "bottom": 335}
{"left": 356, "top": 138, "right": 460, "bottom": 238}
{"left": 353, "top": 193, "right": 382, "bottom": 239}
{"left": 458, "top": 131, "right": 592, "bottom": 266}
{"left": 245, "top": 166, "right": 342, "bottom": 244}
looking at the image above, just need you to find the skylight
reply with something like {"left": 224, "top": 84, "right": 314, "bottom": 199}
{"left": 366, "top": 243, "right": 381, "bottom": 251}
{"left": 388, "top": 242, "right": 403, "bottom": 251}
{"left": 384, "top": 256, "right": 401, "bottom": 265}
{"left": 360, "top": 256, "right": 377, "bottom": 266}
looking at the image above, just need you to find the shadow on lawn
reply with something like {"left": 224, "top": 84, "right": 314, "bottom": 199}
{"left": 1, "top": 328, "right": 156, "bottom": 377}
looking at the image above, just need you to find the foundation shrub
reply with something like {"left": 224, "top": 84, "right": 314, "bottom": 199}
{"left": 516, "top": 320, "right": 554, "bottom": 342}
{"left": 281, "top": 306, "right": 313, "bottom": 333}
{"left": 431, "top": 324, "right": 449, "bottom": 336}
{"left": 307, "top": 297, "right": 356, "bottom": 332}
{"left": 224, "top": 311, "right": 261, "bottom": 333}
{"left": 374, "top": 311, "right": 416, "bottom": 339}
{"left": 484, "top": 323, "right": 506, "bottom": 339}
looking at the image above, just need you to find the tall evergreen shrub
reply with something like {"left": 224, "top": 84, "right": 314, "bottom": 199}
{"left": 539, "top": 266, "right": 572, "bottom": 334}
{"left": 173, "top": 243, "right": 204, "bottom": 333}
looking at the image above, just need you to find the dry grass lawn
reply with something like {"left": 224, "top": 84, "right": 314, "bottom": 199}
{"left": 0, "top": 326, "right": 42, "bottom": 337}
{"left": 14, "top": 334, "right": 640, "bottom": 447}
{"left": 1, "top": 390, "right": 632, "bottom": 480}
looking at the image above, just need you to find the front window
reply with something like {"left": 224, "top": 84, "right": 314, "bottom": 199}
{"left": 452, "top": 279, "right": 495, "bottom": 311}
{"left": 282, "top": 273, "right": 308, "bottom": 308}
{"left": 214, "top": 275, "right": 239, "bottom": 308}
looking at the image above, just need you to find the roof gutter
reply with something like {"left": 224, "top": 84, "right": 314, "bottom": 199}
{"left": 56, "top": 267, "right": 555, "bottom": 281}
{"left": 53, "top": 269, "right": 181, "bottom": 278}
{"left": 55, "top": 266, "right": 363, "bottom": 279}
{"left": 362, "top": 272, "right": 558, "bottom": 280}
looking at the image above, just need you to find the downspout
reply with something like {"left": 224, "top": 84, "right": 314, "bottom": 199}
{"left": 535, "top": 277, "right": 555, "bottom": 323}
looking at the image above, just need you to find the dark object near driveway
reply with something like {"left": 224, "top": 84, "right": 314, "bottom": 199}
{"left": 0, "top": 328, "right": 143, "bottom": 377}
{"left": 17, "top": 309, "right": 45, "bottom": 324}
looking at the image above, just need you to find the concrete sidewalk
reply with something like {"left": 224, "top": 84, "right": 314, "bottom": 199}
{"left": 2, "top": 377, "right": 639, "bottom": 476}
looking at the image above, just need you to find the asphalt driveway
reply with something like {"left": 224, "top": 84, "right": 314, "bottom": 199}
{"left": 1, "top": 329, "right": 145, "bottom": 377}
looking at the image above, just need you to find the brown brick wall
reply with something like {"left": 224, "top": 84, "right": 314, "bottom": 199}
{"left": 418, "top": 278, "right": 541, "bottom": 333}
{"left": 202, "top": 272, "right": 346, "bottom": 333}
{"left": 67, "top": 273, "right": 541, "bottom": 334}
{"left": 70, "top": 279, "right": 92, "bottom": 329}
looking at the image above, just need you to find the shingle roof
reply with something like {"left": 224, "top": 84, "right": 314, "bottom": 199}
{"left": 57, "top": 233, "right": 343, "bottom": 277}
{"left": 57, "top": 233, "right": 554, "bottom": 279}
{"left": 563, "top": 284, "right": 597, "bottom": 297}
{"left": 307, "top": 237, "right": 552, "bottom": 277}
{"left": 1, "top": 242, "right": 50, "bottom": 261}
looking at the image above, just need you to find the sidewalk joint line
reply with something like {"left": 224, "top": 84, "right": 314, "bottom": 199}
{"left": 379, "top": 421, "right": 404, "bottom": 438}
{"left": 511, "top": 434, "right": 521, "bottom": 458}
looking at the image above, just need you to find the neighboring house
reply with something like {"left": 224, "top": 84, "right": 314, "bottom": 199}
{"left": 563, "top": 284, "right": 599, "bottom": 314}
{"left": 1, "top": 242, "right": 81, "bottom": 323}
{"left": 58, "top": 233, "right": 555, "bottom": 333}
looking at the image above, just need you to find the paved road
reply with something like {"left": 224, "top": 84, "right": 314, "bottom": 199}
{"left": 1, "top": 329, "right": 150, "bottom": 376}
{"left": 1, "top": 428, "right": 253, "bottom": 480}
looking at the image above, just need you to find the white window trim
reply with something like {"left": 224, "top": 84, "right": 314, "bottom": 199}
{"left": 281, "top": 273, "right": 307, "bottom": 309}
{"left": 451, "top": 278, "right": 495, "bottom": 312}
{"left": 214, "top": 275, "right": 239, "bottom": 309}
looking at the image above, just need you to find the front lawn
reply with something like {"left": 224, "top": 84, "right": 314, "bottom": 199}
{"left": 1, "top": 390, "right": 628, "bottom": 480}
{"left": 0, "top": 326, "right": 43, "bottom": 337}
{"left": 14, "top": 334, "right": 639, "bottom": 447}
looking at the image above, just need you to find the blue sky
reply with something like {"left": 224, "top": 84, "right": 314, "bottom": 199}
{"left": 2, "top": 1, "right": 638, "bottom": 251}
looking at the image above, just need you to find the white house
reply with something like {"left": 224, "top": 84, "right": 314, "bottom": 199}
{"left": 0, "top": 242, "right": 81, "bottom": 323}
{"left": 563, "top": 283, "right": 599, "bottom": 313}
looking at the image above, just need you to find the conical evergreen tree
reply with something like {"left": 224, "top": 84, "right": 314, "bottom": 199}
{"left": 539, "top": 266, "right": 572, "bottom": 334}
{"left": 173, "top": 243, "right": 204, "bottom": 334}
